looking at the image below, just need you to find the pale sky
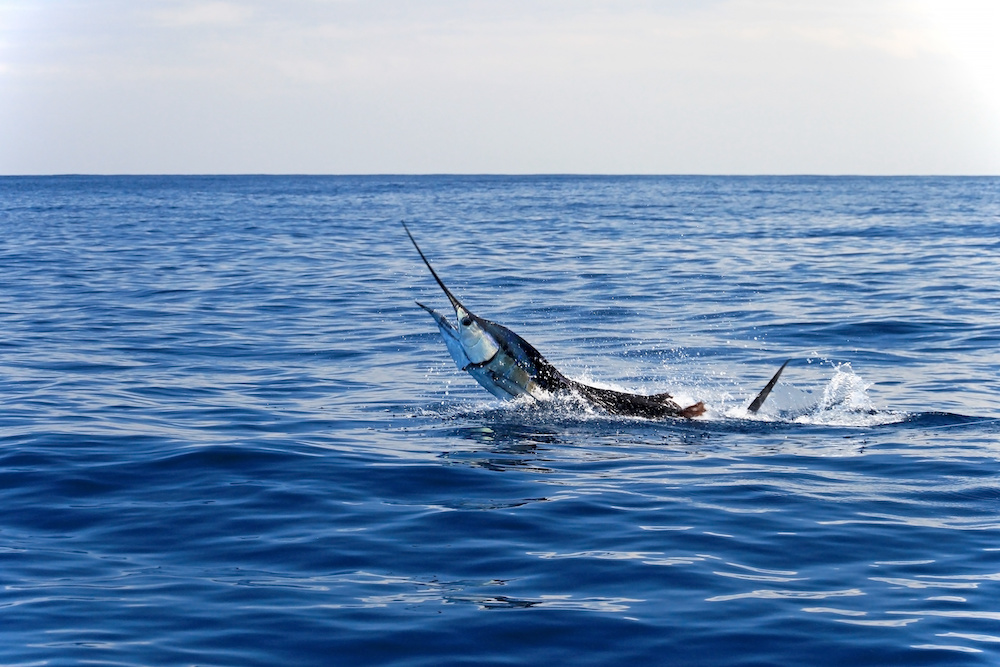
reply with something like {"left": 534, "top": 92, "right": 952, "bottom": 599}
{"left": 2, "top": 0, "right": 999, "bottom": 174}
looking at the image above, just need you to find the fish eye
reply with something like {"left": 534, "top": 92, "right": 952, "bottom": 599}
{"left": 461, "top": 317, "right": 473, "bottom": 327}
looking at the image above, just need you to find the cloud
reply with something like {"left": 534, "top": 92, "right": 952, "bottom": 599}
{"left": 1, "top": 0, "right": 998, "bottom": 173}
{"left": 917, "top": 0, "right": 1000, "bottom": 116}
{"left": 152, "top": 2, "right": 253, "bottom": 27}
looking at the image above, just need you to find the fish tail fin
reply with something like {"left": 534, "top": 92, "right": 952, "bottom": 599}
{"left": 680, "top": 402, "right": 707, "bottom": 418}
{"left": 747, "top": 360, "right": 792, "bottom": 413}
{"left": 650, "top": 392, "right": 705, "bottom": 419}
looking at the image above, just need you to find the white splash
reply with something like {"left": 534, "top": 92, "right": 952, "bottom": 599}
{"left": 427, "top": 360, "right": 908, "bottom": 428}
{"left": 792, "top": 363, "right": 905, "bottom": 427}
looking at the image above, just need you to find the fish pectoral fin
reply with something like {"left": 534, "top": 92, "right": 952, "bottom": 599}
{"left": 747, "top": 359, "right": 792, "bottom": 413}
{"left": 462, "top": 351, "right": 499, "bottom": 372}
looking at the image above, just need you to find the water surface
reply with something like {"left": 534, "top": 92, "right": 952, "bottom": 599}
{"left": 2, "top": 175, "right": 1000, "bottom": 665}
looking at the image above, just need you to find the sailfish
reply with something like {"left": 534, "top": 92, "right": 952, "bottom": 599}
{"left": 404, "top": 223, "right": 787, "bottom": 419}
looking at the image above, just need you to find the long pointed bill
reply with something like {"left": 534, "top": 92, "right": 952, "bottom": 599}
{"left": 403, "top": 222, "right": 464, "bottom": 312}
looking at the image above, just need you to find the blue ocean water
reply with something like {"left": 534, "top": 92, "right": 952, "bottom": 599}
{"left": 1, "top": 175, "right": 999, "bottom": 666}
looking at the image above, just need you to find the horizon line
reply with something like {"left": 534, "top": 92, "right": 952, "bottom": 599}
{"left": 3, "top": 172, "right": 999, "bottom": 178}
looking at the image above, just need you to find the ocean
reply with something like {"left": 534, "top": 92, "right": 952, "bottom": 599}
{"left": 1, "top": 175, "right": 999, "bottom": 665}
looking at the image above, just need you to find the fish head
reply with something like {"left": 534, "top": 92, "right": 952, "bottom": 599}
{"left": 455, "top": 304, "right": 500, "bottom": 364}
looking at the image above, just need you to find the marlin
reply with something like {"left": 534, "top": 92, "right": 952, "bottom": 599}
{"left": 404, "top": 223, "right": 787, "bottom": 419}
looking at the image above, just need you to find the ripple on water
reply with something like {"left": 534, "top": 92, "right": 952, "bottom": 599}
{"left": 3, "top": 175, "right": 1000, "bottom": 666}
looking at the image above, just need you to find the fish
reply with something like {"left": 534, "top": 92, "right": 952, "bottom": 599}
{"left": 404, "top": 223, "right": 786, "bottom": 419}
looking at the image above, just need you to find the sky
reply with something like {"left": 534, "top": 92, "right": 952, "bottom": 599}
{"left": 1, "top": 0, "right": 999, "bottom": 175}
